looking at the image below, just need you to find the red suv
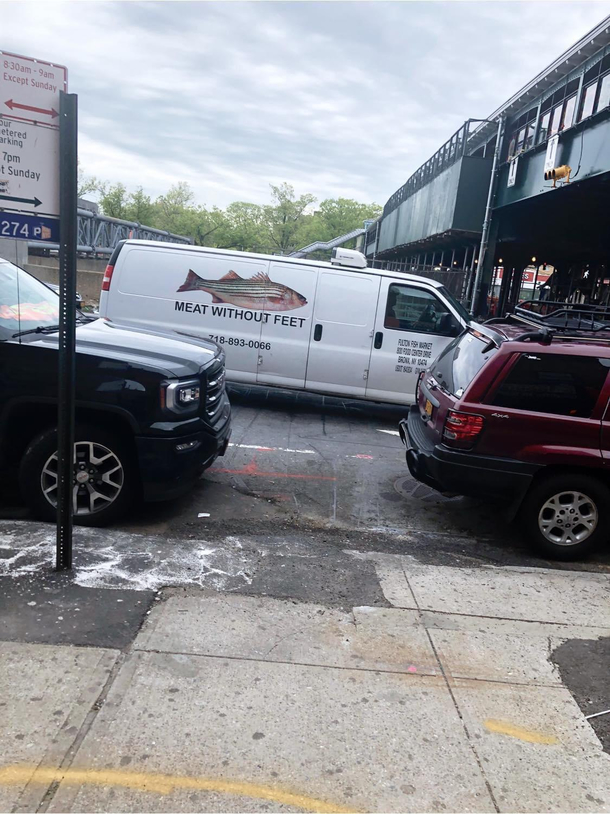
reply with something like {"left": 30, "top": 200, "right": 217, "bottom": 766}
{"left": 400, "top": 314, "right": 610, "bottom": 559}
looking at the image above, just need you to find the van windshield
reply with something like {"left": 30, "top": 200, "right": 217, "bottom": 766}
{"left": 0, "top": 260, "right": 60, "bottom": 341}
{"left": 430, "top": 330, "right": 497, "bottom": 396}
{"left": 438, "top": 285, "right": 471, "bottom": 323}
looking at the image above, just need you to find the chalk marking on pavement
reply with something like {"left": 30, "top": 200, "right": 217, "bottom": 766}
{"left": 0, "top": 766, "right": 354, "bottom": 814}
{"left": 377, "top": 429, "right": 400, "bottom": 436}
{"left": 483, "top": 719, "right": 559, "bottom": 744}
{"left": 211, "top": 459, "right": 337, "bottom": 481}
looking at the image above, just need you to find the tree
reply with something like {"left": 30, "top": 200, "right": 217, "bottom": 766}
{"left": 221, "top": 201, "right": 267, "bottom": 251}
{"left": 77, "top": 162, "right": 100, "bottom": 198}
{"left": 155, "top": 182, "right": 196, "bottom": 233}
{"left": 124, "top": 187, "right": 156, "bottom": 225}
{"left": 315, "top": 198, "right": 381, "bottom": 241}
{"left": 98, "top": 182, "right": 128, "bottom": 219}
{"left": 262, "top": 183, "right": 316, "bottom": 254}
{"left": 185, "top": 207, "right": 230, "bottom": 247}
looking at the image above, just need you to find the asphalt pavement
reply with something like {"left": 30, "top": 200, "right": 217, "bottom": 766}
{"left": 1, "top": 384, "right": 610, "bottom": 812}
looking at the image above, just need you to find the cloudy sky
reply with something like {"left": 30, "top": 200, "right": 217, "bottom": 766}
{"left": 3, "top": 1, "right": 610, "bottom": 209}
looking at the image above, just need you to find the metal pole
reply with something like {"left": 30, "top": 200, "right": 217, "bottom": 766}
{"left": 56, "top": 91, "right": 78, "bottom": 571}
{"left": 450, "top": 248, "right": 456, "bottom": 269}
{"left": 471, "top": 116, "right": 506, "bottom": 315}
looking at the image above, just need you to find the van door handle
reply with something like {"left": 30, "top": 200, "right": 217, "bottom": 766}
{"left": 314, "top": 324, "right": 323, "bottom": 341}
{"left": 374, "top": 331, "right": 383, "bottom": 349}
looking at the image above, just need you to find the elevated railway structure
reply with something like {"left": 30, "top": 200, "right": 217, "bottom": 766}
{"left": 365, "top": 15, "right": 610, "bottom": 314}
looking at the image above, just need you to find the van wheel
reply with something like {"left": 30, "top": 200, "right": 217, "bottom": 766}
{"left": 519, "top": 473, "right": 610, "bottom": 560}
{"left": 19, "top": 425, "right": 136, "bottom": 527}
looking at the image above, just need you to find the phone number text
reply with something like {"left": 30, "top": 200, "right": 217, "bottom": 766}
{"left": 209, "top": 335, "right": 271, "bottom": 350}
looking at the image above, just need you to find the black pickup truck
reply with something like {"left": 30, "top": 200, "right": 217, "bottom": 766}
{"left": 0, "top": 258, "right": 231, "bottom": 526}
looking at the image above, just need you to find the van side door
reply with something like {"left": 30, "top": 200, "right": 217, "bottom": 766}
{"left": 257, "top": 262, "right": 318, "bottom": 389}
{"left": 304, "top": 270, "right": 381, "bottom": 398}
{"left": 366, "top": 279, "right": 463, "bottom": 404}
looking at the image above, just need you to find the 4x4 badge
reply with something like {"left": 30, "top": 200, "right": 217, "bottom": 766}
{"left": 491, "top": 413, "right": 509, "bottom": 419}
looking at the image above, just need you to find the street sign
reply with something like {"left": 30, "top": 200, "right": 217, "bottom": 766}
{"left": 0, "top": 51, "right": 66, "bottom": 223}
{"left": 544, "top": 134, "right": 560, "bottom": 173}
{"left": 0, "top": 51, "right": 67, "bottom": 127}
{"left": 0, "top": 120, "right": 59, "bottom": 216}
{"left": 507, "top": 156, "right": 518, "bottom": 188}
{"left": 0, "top": 210, "right": 59, "bottom": 241}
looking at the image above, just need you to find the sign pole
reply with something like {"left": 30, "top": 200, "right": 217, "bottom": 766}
{"left": 56, "top": 90, "right": 78, "bottom": 571}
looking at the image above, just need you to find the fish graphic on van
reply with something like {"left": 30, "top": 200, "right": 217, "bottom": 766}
{"left": 177, "top": 269, "right": 307, "bottom": 312}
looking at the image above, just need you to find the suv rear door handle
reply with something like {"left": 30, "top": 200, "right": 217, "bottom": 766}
{"left": 374, "top": 331, "right": 383, "bottom": 349}
{"left": 314, "top": 324, "right": 323, "bottom": 341}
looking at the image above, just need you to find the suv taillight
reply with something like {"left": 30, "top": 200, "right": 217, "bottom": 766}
{"left": 443, "top": 410, "right": 484, "bottom": 449}
{"left": 101, "top": 264, "right": 114, "bottom": 291}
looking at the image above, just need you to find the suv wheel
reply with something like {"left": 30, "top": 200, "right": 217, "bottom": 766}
{"left": 520, "top": 473, "right": 610, "bottom": 560}
{"left": 19, "top": 425, "right": 136, "bottom": 527}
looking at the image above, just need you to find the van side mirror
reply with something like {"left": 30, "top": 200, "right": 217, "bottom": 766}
{"left": 438, "top": 313, "right": 462, "bottom": 337}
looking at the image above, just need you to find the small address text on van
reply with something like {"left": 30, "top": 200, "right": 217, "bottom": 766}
{"left": 175, "top": 301, "right": 307, "bottom": 328}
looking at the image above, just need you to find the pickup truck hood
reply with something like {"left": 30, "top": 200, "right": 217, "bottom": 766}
{"left": 34, "top": 317, "right": 219, "bottom": 378}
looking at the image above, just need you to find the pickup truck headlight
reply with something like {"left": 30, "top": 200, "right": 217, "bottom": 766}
{"left": 163, "top": 380, "right": 201, "bottom": 413}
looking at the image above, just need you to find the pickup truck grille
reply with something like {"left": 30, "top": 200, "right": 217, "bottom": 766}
{"left": 203, "top": 358, "right": 227, "bottom": 423}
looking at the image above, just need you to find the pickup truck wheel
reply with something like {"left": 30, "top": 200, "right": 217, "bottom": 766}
{"left": 19, "top": 425, "right": 136, "bottom": 527}
{"left": 520, "top": 474, "right": 609, "bottom": 560}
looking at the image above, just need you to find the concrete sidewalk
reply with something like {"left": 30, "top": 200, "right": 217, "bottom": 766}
{"left": 2, "top": 556, "right": 610, "bottom": 813}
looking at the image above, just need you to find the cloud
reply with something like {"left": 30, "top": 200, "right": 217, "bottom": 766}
{"left": 2, "top": 1, "right": 608, "bottom": 208}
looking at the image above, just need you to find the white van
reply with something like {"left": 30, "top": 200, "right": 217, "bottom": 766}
{"left": 99, "top": 241, "right": 470, "bottom": 404}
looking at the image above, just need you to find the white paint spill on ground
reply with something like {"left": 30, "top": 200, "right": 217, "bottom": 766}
{"left": 377, "top": 429, "right": 400, "bottom": 437}
{"left": 229, "top": 443, "right": 316, "bottom": 454}
{"left": 229, "top": 442, "right": 376, "bottom": 460}
{"left": 0, "top": 522, "right": 254, "bottom": 593}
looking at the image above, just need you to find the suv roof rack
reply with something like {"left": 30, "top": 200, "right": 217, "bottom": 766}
{"left": 514, "top": 300, "right": 610, "bottom": 332}
{"left": 485, "top": 310, "right": 610, "bottom": 344}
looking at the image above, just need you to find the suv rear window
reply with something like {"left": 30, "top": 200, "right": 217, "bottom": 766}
{"left": 491, "top": 353, "right": 609, "bottom": 417}
{"left": 430, "top": 330, "right": 497, "bottom": 396}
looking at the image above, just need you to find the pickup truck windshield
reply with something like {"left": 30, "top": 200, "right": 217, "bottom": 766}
{"left": 430, "top": 330, "right": 497, "bottom": 396}
{"left": 0, "top": 260, "right": 60, "bottom": 341}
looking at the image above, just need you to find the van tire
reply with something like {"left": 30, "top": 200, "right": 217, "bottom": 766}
{"left": 519, "top": 473, "right": 610, "bottom": 560}
{"left": 19, "top": 425, "right": 136, "bottom": 527}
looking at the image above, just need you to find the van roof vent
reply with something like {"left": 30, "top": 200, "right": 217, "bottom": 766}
{"left": 330, "top": 248, "right": 367, "bottom": 269}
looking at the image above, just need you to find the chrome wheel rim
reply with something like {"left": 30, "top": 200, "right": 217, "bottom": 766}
{"left": 41, "top": 441, "right": 124, "bottom": 516}
{"left": 538, "top": 490, "right": 598, "bottom": 547}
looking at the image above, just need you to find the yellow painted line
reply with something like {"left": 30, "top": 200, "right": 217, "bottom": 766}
{"left": 483, "top": 719, "right": 559, "bottom": 745}
{"left": 0, "top": 765, "right": 356, "bottom": 814}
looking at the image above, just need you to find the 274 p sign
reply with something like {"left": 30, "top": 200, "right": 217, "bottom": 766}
{"left": 0, "top": 211, "right": 59, "bottom": 241}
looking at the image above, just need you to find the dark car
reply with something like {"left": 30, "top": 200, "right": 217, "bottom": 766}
{"left": 400, "top": 314, "right": 610, "bottom": 559}
{"left": 0, "top": 258, "right": 230, "bottom": 526}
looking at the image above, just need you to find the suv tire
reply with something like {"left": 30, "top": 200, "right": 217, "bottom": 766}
{"left": 19, "top": 424, "right": 136, "bottom": 527}
{"left": 520, "top": 473, "right": 610, "bottom": 560}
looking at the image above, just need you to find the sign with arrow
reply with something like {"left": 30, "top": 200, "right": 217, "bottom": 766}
{"left": 0, "top": 50, "right": 66, "bottom": 222}
{"left": 0, "top": 51, "right": 66, "bottom": 127}
{"left": 0, "top": 116, "right": 59, "bottom": 216}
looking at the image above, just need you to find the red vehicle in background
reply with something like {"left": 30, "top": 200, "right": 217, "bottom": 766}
{"left": 400, "top": 308, "right": 610, "bottom": 559}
